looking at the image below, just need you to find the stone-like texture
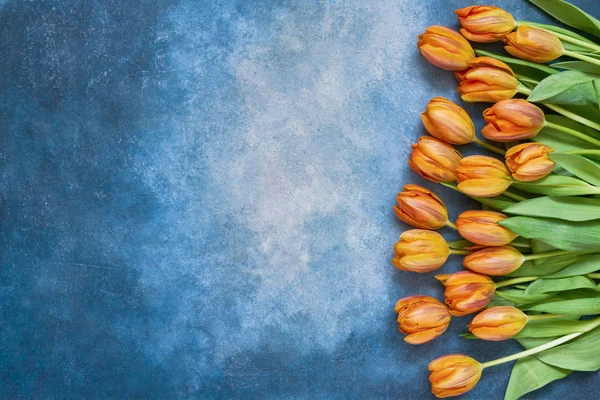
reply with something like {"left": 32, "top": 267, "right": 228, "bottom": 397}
{"left": 0, "top": 0, "right": 598, "bottom": 398}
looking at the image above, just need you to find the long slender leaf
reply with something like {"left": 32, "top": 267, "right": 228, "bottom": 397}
{"left": 511, "top": 175, "right": 600, "bottom": 196}
{"left": 550, "top": 153, "right": 600, "bottom": 186}
{"left": 552, "top": 61, "right": 600, "bottom": 74}
{"left": 504, "top": 356, "right": 571, "bottom": 400}
{"left": 503, "top": 196, "right": 600, "bottom": 221}
{"left": 517, "top": 318, "right": 589, "bottom": 338}
{"left": 546, "top": 254, "right": 600, "bottom": 279}
{"left": 525, "top": 276, "right": 597, "bottom": 294}
{"left": 525, "top": 290, "right": 600, "bottom": 314}
{"left": 507, "top": 255, "right": 580, "bottom": 278}
{"left": 495, "top": 289, "right": 555, "bottom": 304}
{"left": 529, "top": 0, "right": 600, "bottom": 38}
{"left": 528, "top": 70, "right": 600, "bottom": 107}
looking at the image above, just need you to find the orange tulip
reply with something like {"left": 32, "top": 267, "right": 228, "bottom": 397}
{"left": 456, "top": 155, "right": 512, "bottom": 197}
{"left": 456, "top": 57, "right": 518, "bottom": 103}
{"left": 421, "top": 97, "right": 475, "bottom": 145}
{"left": 436, "top": 271, "right": 496, "bottom": 316}
{"left": 469, "top": 306, "right": 527, "bottom": 341}
{"left": 409, "top": 136, "right": 463, "bottom": 183}
{"left": 504, "top": 25, "right": 563, "bottom": 63}
{"left": 505, "top": 142, "right": 555, "bottom": 182}
{"left": 455, "top": 6, "right": 516, "bottom": 43}
{"left": 394, "top": 295, "right": 451, "bottom": 345}
{"left": 429, "top": 354, "right": 482, "bottom": 398}
{"left": 393, "top": 229, "right": 450, "bottom": 273}
{"left": 418, "top": 26, "right": 475, "bottom": 71}
{"left": 394, "top": 184, "right": 449, "bottom": 230}
{"left": 463, "top": 245, "right": 524, "bottom": 276}
{"left": 482, "top": 99, "right": 545, "bottom": 142}
{"left": 456, "top": 210, "right": 517, "bottom": 247}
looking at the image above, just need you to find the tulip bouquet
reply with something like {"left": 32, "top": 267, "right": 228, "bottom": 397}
{"left": 393, "top": 1, "right": 600, "bottom": 399}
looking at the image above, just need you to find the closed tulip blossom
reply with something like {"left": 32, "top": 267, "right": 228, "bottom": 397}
{"left": 455, "top": 6, "right": 516, "bottom": 43}
{"left": 393, "top": 184, "right": 450, "bottom": 230}
{"left": 436, "top": 271, "right": 496, "bottom": 316}
{"left": 482, "top": 99, "right": 545, "bottom": 142}
{"left": 421, "top": 97, "right": 475, "bottom": 145}
{"left": 505, "top": 142, "right": 555, "bottom": 182}
{"left": 409, "top": 136, "right": 463, "bottom": 183}
{"left": 392, "top": 229, "right": 450, "bottom": 273}
{"left": 504, "top": 25, "right": 563, "bottom": 63}
{"left": 418, "top": 26, "right": 475, "bottom": 71}
{"left": 456, "top": 210, "right": 517, "bottom": 247}
{"left": 468, "top": 306, "right": 527, "bottom": 341}
{"left": 456, "top": 155, "right": 512, "bottom": 197}
{"left": 463, "top": 245, "right": 524, "bottom": 276}
{"left": 394, "top": 295, "right": 451, "bottom": 345}
{"left": 429, "top": 354, "right": 482, "bottom": 398}
{"left": 456, "top": 57, "right": 518, "bottom": 103}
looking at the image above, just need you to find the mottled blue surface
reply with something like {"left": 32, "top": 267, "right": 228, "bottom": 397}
{"left": 1, "top": 0, "right": 599, "bottom": 398}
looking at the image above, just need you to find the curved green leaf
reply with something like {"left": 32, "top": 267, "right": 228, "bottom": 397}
{"left": 552, "top": 61, "right": 600, "bottom": 74}
{"left": 517, "top": 318, "right": 589, "bottom": 338}
{"left": 511, "top": 175, "right": 600, "bottom": 196}
{"left": 529, "top": 0, "right": 600, "bottom": 38}
{"left": 546, "top": 254, "right": 600, "bottom": 279}
{"left": 550, "top": 153, "right": 600, "bottom": 186}
{"left": 504, "top": 196, "right": 600, "bottom": 221}
{"left": 495, "top": 289, "right": 555, "bottom": 304}
{"left": 507, "top": 255, "right": 580, "bottom": 278}
{"left": 528, "top": 70, "right": 600, "bottom": 107}
{"left": 525, "top": 276, "right": 597, "bottom": 294}
{"left": 504, "top": 356, "right": 571, "bottom": 400}
{"left": 525, "top": 290, "right": 600, "bottom": 314}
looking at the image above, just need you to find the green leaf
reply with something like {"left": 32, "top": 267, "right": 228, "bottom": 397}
{"left": 528, "top": 70, "right": 600, "bottom": 107}
{"left": 529, "top": 0, "right": 600, "bottom": 38}
{"left": 525, "top": 290, "right": 600, "bottom": 314}
{"left": 507, "top": 255, "right": 580, "bottom": 278}
{"left": 535, "top": 115, "right": 600, "bottom": 153}
{"left": 525, "top": 276, "right": 597, "bottom": 294}
{"left": 511, "top": 175, "right": 600, "bottom": 196}
{"left": 531, "top": 239, "right": 557, "bottom": 266}
{"left": 504, "top": 356, "right": 571, "bottom": 400}
{"left": 552, "top": 61, "right": 600, "bottom": 74}
{"left": 495, "top": 289, "right": 555, "bottom": 304}
{"left": 517, "top": 318, "right": 589, "bottom": 338}
{"left": 503, "top": 196, "right": 600, "bottom": 221}
{"left": 475, "top": 50, "right": 557, "bottom": 82}
{"left": 546, "top": 254, "right": 600, "bottom": 278}
{"left": 510, "top": 237, "right": 532, "bottom": 248}
{"left": 447, "top": 239, "right": 472, "bottom": 250}
{"left": 550, "top": 153, "right": 600, "bottom": 186}
{"left": 557, "top": 104, "right": 600, "bottom": 126}
{"left": 471, "top": 194, "right": 515, "bottom": 211}
{"left": 500, "top": 216, "right": 600, "bottom": 251}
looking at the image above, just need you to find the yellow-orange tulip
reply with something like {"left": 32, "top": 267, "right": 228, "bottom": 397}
{"left": 429, "top": 354, "right": 482, "bottom": 398}
{"left": 394, "top": 295, "right": 451, "bottom": 345}
{"left": 463, "top": 245, "right": 524, "bottom": 276}
{"left": 456, "top": 210, "right": 517, "bottom": 247}
{"left": 455, "top": 6, "right": 516, "bottom": 43}
{"left": 504, "top": 25, "right": 564, "bottom": 63}
{"left": 457, "top": 57, "right": 518, "bottom": 103}
{"left": 436, "top": 271, "right": 496, "bottom": 316}
{"left": 394, "top": 184, "right": 449, "bottom": 230}
{"left": 456, "top": 155, "right": 512, "bottom": 197}
{"left": 393, "top": 229, "right": 450, "bottom": 273}
{"left": 421, "top": 97, "right": 475, "bottom": 145}
{"left": 505, "top": 142, "right": 555, "bottom": 182}
{"left": 418, "top": 26, "right": 475, "bottom": 71}
{"left": 469, "top": 306, "right": 527, "bottom": 341}
{"left": 409, "top": 136, "right": 463, "bottom": 183}
{"left": 482, "top": 99, "right": 545, "bottom": 142}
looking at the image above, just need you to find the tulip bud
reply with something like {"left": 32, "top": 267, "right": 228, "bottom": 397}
{"left": 456, "top": 6, "right": 516, "bottom": 43}
{"left": 409, "top": 137, "right": 463, "bottom": 183}
{"left": 436, "top": 271, "right": 496, "bottom": 316}
{"left": 456, "top": 155, "right": 512, "bottom": 197}
{"left": 482, "top": 99, "right": 545, "bottom": 142}
{"left": 456, "top": 210, "right": 517, "bottom": 247}
{"left": 429, "top": 354, "right": 482, "bottom": 398}
{"left": 463, "top": 245, "right": 524, "bottom": 276}
{"left": 394, "top": 295, "right": 451, "bottom": 345}
{"left": 421, "top": 97, "right": 475, "bottom": 145}
{"left": 393, "top": 229, "right": 450, "bottom": 273}
{"left": 469, "top": 306, "right": 527, "bottom": 341}
{"left": 418, "top": 26, "right": 475, "bottom": 71}
{"left": 394, "top": 184, "right": 449, "bottom": 230}
{"left": 505, "top": 142, "right": 555, "bottom": 182}
{"left": 457, "top": 57, "right": 519, "bottom": 103}
{"left": 504, "top": 25, "right": 564, "bottom": 63}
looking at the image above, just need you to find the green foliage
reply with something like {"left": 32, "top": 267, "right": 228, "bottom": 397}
{"left": 530, "top": 0, "right": 600, "bottom": 38}
{"left": 504, "top": 196, "right": 600, "bottom": 221}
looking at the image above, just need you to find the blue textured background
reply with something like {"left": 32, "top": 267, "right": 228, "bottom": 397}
{"left": 1, "top": 0, "right": 598, "bottom": 398}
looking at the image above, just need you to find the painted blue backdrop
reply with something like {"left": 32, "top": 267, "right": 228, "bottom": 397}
{"left": 1, "top": 0, "right": 598, "bottom": 398}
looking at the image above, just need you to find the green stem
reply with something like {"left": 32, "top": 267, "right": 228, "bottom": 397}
{"left": 565, "top": 149, "right": 600, "bottom": 156}
{"left": 502, "top": 190, "right": 527, "bottom": 202}
{"left": 449, "top": 249, "right": 470, "bottom": 256}
{"left": 527, "top": 314, "right": 568, "bottom": 321}
{"left": 495, "top": 276, "right": 538, "bottom": 289}
{"left": 524, "top": 249, "right": 573, "bottom": 261}
{"left": 544, "top": 121, "right": 600, "bottom": 148}
{"left": 588, "top": 273, "right": 600, "bottom": 279}
{"left": 446, "top": 220, "right": 457, "bottom": 230}
{"left": 473, "top": 138, "right": 506, "bottom": 156}
{"left": 564, "top": 49, "right": 600, "bottom": 68}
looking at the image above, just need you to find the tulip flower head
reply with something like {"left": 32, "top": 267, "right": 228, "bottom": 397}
{"left": 418, "top": 26, "right": 475, "bottom": 71}
{"left": 429, "top": 354, "right": 482, "bottom": 398}
{"left": 463, "top": 245, "right": 524, "bottom": 275}
{"left": 455, "top": 6, "right": 516, "bottom": 43}
{"left": 456, "top": 57, "right": 519, "bottom": 103}
{"left": 394, "top": 295, "right": 451, "bottom": 345}
{"left": 482, "top": 99, "right": 545, "bottom": 142}
{"left": 421, "top": 97, "right": 475, "bottom": 145}
{"left": 469, "top": 306, "right": 527, "bottom": 341}
{"left": 393, "top": 229, "right": 450, "bottom": 273}
{"left": 409, "top": 136, "right": 463, "bottom": 183}
{"left": 505, "top": 142, "right": 555, "bottom": 182}
{"left": 504, "top": 25, "right": 564, "bottom": 63}
{"left": 394, "top": 184, "right": 449, "bottom": 229}
{"left": 456, "top": 155, "right": 512, "bottom": 197}
{"left": 436, "top": 271, "right": 496, "bottom": 316}
{"left": 456, "top": 210, "right": 517, "bottom": 247}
